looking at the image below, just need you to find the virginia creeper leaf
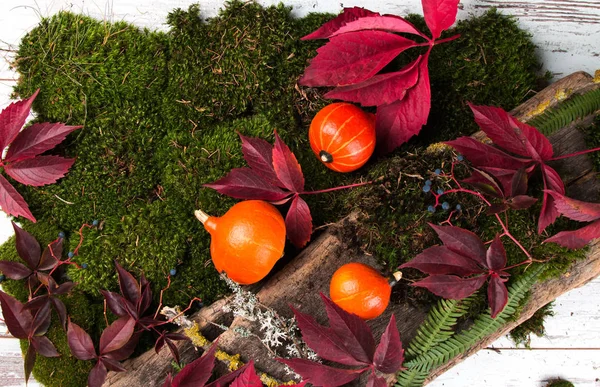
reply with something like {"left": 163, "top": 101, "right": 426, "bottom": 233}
{"left": 51, "top": 297, "right": 68, "bottom": 330}
{"left": 165, "top": 339, "right": 181, "bottom": 364}
{"left": 4, "top": 155, "right": 75, "bottom": 187}
{"left": 510, "top": 115, "right": 553, "bottom": 161}
{"left": 104, "top": 332, "right": 141, "bottom": 361}
{"left": 31, "top": 335, "right": 60, "bottom": 357}
{"left": 429, "top": 224, "right": 487, "bottom": 266}
{"left": 545, "top": 190, "right": 600, "bottom": 222}
{"left": 0, "top": 260, "right": 31, "bottom": 279}
{"left": 100, "top": 356, "right": 127, "bottom": 372}
{"left": 12, "top": 221, "right": 41, "bottom": 269}
{"left": 0, "top": 290, "right": 32, "bottom": 339}
{"left": 486, "top": 236, "right": 507, "bottom": 271}
{"left": 488, "top": 273, "right": 508, "bottom": 318}
{"left": 88, "top": 361, "right": 108, "bottom": 387}
{"left": 230, "top": 360, "right": 262, "bottom": 387}
{"left": 31, "top": 300, "right": 52, "bottom": 336}
{"left": 366, "top": 372, "right": 388, "bottom": 387}
{"left": 319, "top": 14, "right": 424, "bottom": 40}
{"left": 412, "top": 274, "right": 487, "bottom": 299}
{"left": 0, "top": 89, "right": 39, "bottom": 152}
{"left": 300, "top": 30, "right": 418, "bottom": 87}
{"left": 422, "top": 0, "right": 460, "bottom": 39}
{"left": 539, "top": 165, "right": 565, "bottom": 234}
{"left": 301, "top": 7, "right": 379, "bottom": 40}
{"left": 544, "top": 219, "right": 600, "bottom": 249}
{"left": 67, "top": 319, "right": 97, "bottom": 360}
{"left": 24, "top": 295, "right": 49, "bottom": 311}
{"left": 285, "top": 195, "right": 312, "bottom": 248}
{"left": 99, "top": 317, "right": 135, "bottom": 355}
{"left": 277, "top": 358, "right": 365, "bottom": 387}
{"left": 445, "top": 137, "right": 528, "bottom": 170}
{"left": 320, "top": 293, "right": 376, "bottom": 364}
{"left": 205, "top": 363, "right": 252, "bottom": 387}
{"left": 24, "top": 342, "right": 36, "bottom": 385}
{"left": 508, "top": 195, "right": 538, "bottom": 210}
{"left": 204, "top": 168, "right": 290, "bottom": 201}
{"left": 239, "top": 133, "right": 281, "bottom": 187}
{"left": 172, "top": 340, "right": 217, "bottom": 387}
{"left": 400, "top": 245, "right": 483, "bottom": 276}
{"left": 273, "top": 132, "right": 304, "bottom": 192}
{"left": 462, "top": 169, "right": 504, "bottom": 198}
{"left": 5, "top": 122, "right": 81, "bottom": 162}
{"left": 510, "top": 167, "right": 529, "bottom": 197}
{"left": 39, "top": 239, "right": 62, "bottom": 271}
{"left": 115, "top": 260, "right": 141, "bottom": 305}
{"left": 373, "top": 314, "right": 404, "bottom": 374}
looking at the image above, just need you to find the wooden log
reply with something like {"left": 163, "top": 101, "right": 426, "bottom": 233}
{"left": 104, "top": 71, "right": 600, "bottom": 387}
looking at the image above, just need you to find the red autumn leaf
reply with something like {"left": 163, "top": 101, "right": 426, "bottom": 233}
{"left": 104, "top": 332, "right": 141, "bottom": 362}
{"left": 303, "top": 8, "right": 424, "bottom": 40}
{"left": 373, "top": 314, "right": 404, "bottom": 374}
{"left": 0, "top": 89, "right": 39, "bottom": 152}
{"left": 462, "top": 169, "right": 504, "bottom": 198}
{"left": 100, "top": 356, "right": 127, "bottom": 372}
{"left": 412, "top": 274, "right": 487, "bottom": 299}
{"left": 545, "top": 190, "right": 600, "bottom": 222}
{"left": 508, "top": 195, "right": 538, "bottom": 210}
{"left": 4, "top": 155, "right": 75, "bottom": 187}
{"left": 367, "top": 371, "right": 388, "bottom": 387}
{"left": 422, "top": 0, "right": 460, "bottom": 39}
{"left": 324, "top": 56, "right": 420, "bottom": 106}
{"left": 39, "top": 239, "right": 62, "bottom": 271}
{"left": 230, "top": 360, "right": 262, "bottom": 387}
{"left": 12, "top": 221, "right": 41, "bottom": 269}
{"left": 4, "top": 122, "right": 81, "bottom": 162}
{"left": 0, "top": 261, "right": 31, "bottom": 279}
{"left": 400, "top": 245, "right": 483, "bottom": 276}
{"left": 485, "top": 236, "right": 507, "bottom": 272}
{"left": 31, "top": 335, "right": 60, "bottom": 357}
{"left": 488, "top": 273, "right": 509, "bottom": 318}
{"left": 24, "top": 343, "right": 36, "bottom": 385}
{"left": 204, "top": 168, "right": 290, "bottom": 201}
{"left": 67, "top": 319, "right": 97, "bottom": 360}
{"left": 320, "top": 293, "right": 376, "bottom": 364}
{"left": 510, "top": 115, "right": 554, "bottom": 161}
{"left": 444, "top": 137, "right": 528, "bottom": 170}
{"left": 375, "top": 52, "right": 431, "bottom": 154}
{"left": 291, "top": 305, "right": 367, "bottom": 366}
{"left": 239, "top": 133, "right": 281, "bottom": 187}
{"left": 273, "top": 132, "right": 304, "bottom": 192}
{"left": 428, "top": 224, "right": 487, "bottom": 267}
{"left": 172, "top": 340, "right": 217, "bottom": 387}
{"left": 100, "top": 290, "right": 129, "bottom": 317}
{"left": 50, "top": 297, "right": 68, "bottom": 330}
{"left": 31, "top": 301, "right": 52, "bottom": 336}
{"left": 510, "top": 167, "right": 529, "bottom": 197}
{"left": 0, "top": 290, "right": 32, "bottom": 339}
{"left": 544, "top": 219, "right": 600, "bottom": 249}
{"left": 300, "top": 30, "right": 418, "bottom": 87}
{"left": 539, "top": 165, "right": 565, "bottom": 233}
{"left": 88, "top": 361, "right": 108, "bottom": 387}
{"left": 205, "top": 363, "right": 253, "bottom": 387}
{"left": 99, "top": 317, "right": 136, "bottom": 355}
{"left": 139, "top": 283, "right": 153, "bottom": 315}
{"left": 277, "top": 358, "right": 365, "bottom": 387}
{"left": 115, "top": 260, "right": 141, "bottom": 305}
{"left": 285, "top": 195, "right": 313, "bottom": 248}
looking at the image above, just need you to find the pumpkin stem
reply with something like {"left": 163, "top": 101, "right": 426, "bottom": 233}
{"left": 388, "top": 271, "right": 403, "bottom": 287}
{"left": 194, "top": 209, "right": 210, "bottom": 224}
{"left": 319, "top": 150, "right": 333, "bottom": 163}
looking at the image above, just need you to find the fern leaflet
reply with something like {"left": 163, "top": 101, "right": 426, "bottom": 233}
{"left": 395, "top": 368, "right": 429, "bottom": 387}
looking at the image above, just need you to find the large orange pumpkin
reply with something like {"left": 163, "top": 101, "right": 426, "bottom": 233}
{"left": 329, "top": 262, "right": 391, "bottom": 320}
{"left": 195, "top": 200, "right": 286, "bottom": 285}
{"left": 309, "top": 102, "right": 376, "bottom": 172}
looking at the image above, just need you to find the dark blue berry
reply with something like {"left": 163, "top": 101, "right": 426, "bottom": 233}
{"left": 425, "top": 179, "right": 432, "bottom": 186}
{"left": 169, "top": 268, "right": 177, "bottom": 276}
{"left": 457, "top": 155, "right": 464, "bottom": 162}
{"left": 58, "top": 232, "right": 65, "bottom": 239}
{"left": 422, "top": 185, "right": 431, "bottom": 193}
{"left": 81, "top": 263, "right": 88, "bottom": 270}
{"left": 427, "top": 205, "right": 436, "bottom": 213}
{"left": 92, "top": 220, "right": 99, "bottom": 227}
{"left": 436, "top": 189, "right": 444, "bottom": 195}
{"left": 68, "top": 251, "right": 74, "bottom": 258}
{"left": 434, "top": 168, "right": 441, "bottom": 175}
{"left": 442, "top": 202, "right": 450, "bottom": 210}
{"left": 456, "top": 204, "right": 462, "bottom": 211}
{"left": 0, "top": 274, "right": 5, "bottom": 283}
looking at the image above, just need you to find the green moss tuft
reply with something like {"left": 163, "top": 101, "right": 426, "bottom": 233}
{"left": 510, "top": 302, "right": 554, "bottom": 347}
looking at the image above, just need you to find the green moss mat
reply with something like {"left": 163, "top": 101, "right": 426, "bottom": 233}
{"left": 0, "top": 1, "right": 554, "bottom": 385}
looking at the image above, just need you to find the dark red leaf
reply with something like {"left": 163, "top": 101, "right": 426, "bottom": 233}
{"left": 324, "top": 56, "right": 420, "bottom": 106}
{"left": 0, "top": 260, "right": 32, "bottom": 279}
{"left": 4, "top": 155, "right": 75, "bottom": 187}
{"left": 100, "top": 356, "right": 127, "bottom": 372}
{"left": 366, "top": 371, "right": 388, "bottom": 387}
{"left": 139, "top": 282, "right": 153, "bottom": 315}
{"left": 480, "top": 167, "right": 529, "bottom": 197}
{"left": 162, "top": 373, "right": 174, "bottom": 387}
{"left": 172, "top": 340, "right": 217, "bottom": 387}
{"left": 230, "top": 360, "right": 262, "bottom": 387}
{"left": 100, "top": 290, "right": 129, "bottom": 318}
{"left": 67, "top": 319, "right": 97, "bottom": 360}
{"left": 508, "top": 195, "right": 538, "bottom": 210}
{"left": 429, "top": 224, "right": 487, "bottom": 267}
{"left": 510, "top": 167, "right": 528, "bottom": 197}
{"left": 291, "top": 305, "right": 366, "bottom": 366}
{"left": 488, "top": 273, "right": 509, "bottom": 318}
{"left": 50, "top": 297, "right": 68, "bottom": 330}
{"left": 539, "top": 165, "right": 565, "bottom": 234}
{"left": 31, "top": 335, "right": 60, "bottom": 357}
{"left": 285, "top": 195, "right": 312, "bottom": 248}
{"left": 545, "top": 190, "right": 600, "bottom": 222}
{"left": 205, "top": 363, "right": 251, "bottom": 387}
{"left": 0, "top": 89, "right": 39, "bottom": 152}
{"left": 99, "top": 317, "right": 136, "bottom": 355}
{"left": 375, "top": 53, "right": 430, "bottom": 154}
{"left": 544, "top": 219, "right": 600, "bottom": 249}
{"left": 273, "top": 132, "right": 304, "bottom": 192}
{"left": 5, "top": 122, "right": 81, "bottom": 162}
{"left": 0, "top": 290, "right": 32, "bottom": 339}
{"left": 166, "top": 333, "right": 189, "bottom": 341}
{"left": 115, "top": 260, "right": 141, "bottom": 305}
{"left": 400, "top": 245, "right": 484, "bottom": 276}
{"left": 486, "top": 203, "right": 509, "bottom": 215}
{"left": 12, "top": 221, "right": 41, "bottom": 269}
{"left": 53, "top": 281, "right": 76, "bottom": 295}
{"left": 0, "top": 174, "right": 35, "bottom": 221}
{"left": 422, "top": 0, "right": 460, "bottom": 39}
{"left": 31, "top": 300, "right": 52, "bottom": 336}
{"left": 39, "top": 239, "right": 62, "bottom": 271}
{"left": 165, "top": 338, "right": 181, "bottom": 364}
{"left": 155, "top": 334, "right": 166, "bottom": 355}
{"left": 485, "top": 236, "right": 507, "bottom": 272}
{"left": 277, "top": 358, "right": 365, "bottom": 387}
{"left": 412, "top": 274, "right": 487, "bottom": 299}
{"left": 320, "top": 293, "right": 376, "bottom": 364}
{"left": 24, "top": 295, "right": 49, "bottom": 311}
{"left": 445, "top": 137, "right": 528, "bottom": 170}
{"left": 204, "top": 168, "right": 290, "bottom": 201}
{"left": 300, "top": 30, "right": 417, "bottom": 87}
{"left": 462, "top": 169, "right": 504, "bottom": 198}
{"left": 104, "top": 332, "right": 141, "bottom": 361}
{"left": 138, "top": 316, "right": 162, "bottom": 329}
{"left": 24, "top": 342, "right": 36, "bottom": 385}
{"left": 373, "top": 314, "right": 404, "bottom": 374}
{"left": 88, "top": 361, "right": 108, "bottom": 387}
{"left": 301, "top": 7, "right": 379, "bottom": 40}
{"left": 239, "top": 133, "right": 281, "bottom": 187}
{"left": 511, "top": 116, "right": 553, "bottom": 161}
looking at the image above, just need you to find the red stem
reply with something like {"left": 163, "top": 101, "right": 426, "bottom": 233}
{"left": 433, "top": 34, "right": 461, "bottom": 45}
{"left": 547, "top": 146, "right": 600, "bottom": 162}
{"left": 300, "top": 180, "right": 372, "bottom": 195}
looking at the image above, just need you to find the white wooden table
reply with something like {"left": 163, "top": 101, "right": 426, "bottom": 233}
{"left": 1, "top": 1, "right": 599, "bottom": 386}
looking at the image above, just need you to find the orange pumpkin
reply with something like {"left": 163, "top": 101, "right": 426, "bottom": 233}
{"left": 309, "top": 102, "right": 376, "bottom": 172}
{"left": 195, "top": 200, "right": 286, "bottom": 285}
{"left": 330, "top": 262, "right": 391, "bottom": 320}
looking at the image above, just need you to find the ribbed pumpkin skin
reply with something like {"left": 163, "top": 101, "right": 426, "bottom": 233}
{"left": 329, "top": 262, "right": 391, "bottom": 320}
{"left": 309, "top": 102, "right": 376, "bottom": 172}
{"left": 203, "top": 200, "right": 286, "bottom": 285}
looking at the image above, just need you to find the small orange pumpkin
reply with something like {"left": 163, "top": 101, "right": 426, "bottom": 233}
{"left": 330, "top": 262, "right": 393, "bottom": 320}
{"left": 195, "top": 200, "right": 286, "bottom": 285}
{"left": 309, "top": 102, "right": 376, "bottom": 172}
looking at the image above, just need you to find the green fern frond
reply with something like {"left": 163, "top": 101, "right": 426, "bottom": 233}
{"left": 529, "top": 88, "right": 600, "bottom": 136}
{"left": 405, "top": 296, "right": 474, "bottom": 359}
{"left": 403, "top": 266, "right": 544, "bottom": 373}
{"left": 395, "top": 368, "right": 429, "bottom": 387}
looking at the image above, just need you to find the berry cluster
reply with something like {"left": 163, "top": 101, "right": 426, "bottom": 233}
{"left": 422, "top": 157, "right": 464, "bottom": 215}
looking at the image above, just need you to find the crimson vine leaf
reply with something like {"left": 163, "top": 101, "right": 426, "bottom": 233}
{"left": 100, "top": 290, "right": 129, "bottom": 317}
{"left": 13, "top": 221, "right": 40, "bottom": 269}
{"left": 205, "top": 362, "right": 253, "bottom": 387}
{"left": 5, "top": 122, "right": 81, "bottom": 162}
{"left": 285, "top": 195, "right": 313, "bottom": 248}
{"left": 366, "top": 371, "right": 388, "bottom": 387}
{"left": 31, "top": 335, "right": 59, "bottom": 357}
{"left": 88, "top": 361, "right": 108, "bottom": 387}
{"left": 31, "top": 300, "right": 52, "bottom": 336}
{"left": 544, "top": 220, "right": 600, "bottom": 249}
{"left": 99, "top": 317, "right": 136, "bottom": 355}
{"left": 428, "top": 224, "right": 486, "bottom": 266}
{"left": 229, "top": 360, "right": 262, "bottom": 387}
{"left": 422, "top": 0, "right": 461, "bottom": 39}
{"left": 373, "top": 314, "right": 404, "bottom": 373}
{"left": 4, "top": 155, "right": 75, "bottom": 186}
{"left": 171, "top": 340, "right": 217, "bottom": 387}
{"left": 412, "top": 274, "right": 487, "bottom": 299}
{"left": 400, "top": 245, "right": 483, "bottom": 276}
{"left": 301, "top": 7, "right": 379, "bottom": 40}
{"left": 24, "top": 344, "right": 36, "bottom": 385}
{"left": 0, "top": 174, "right": 35, "bottom": 221}
{"left": 488, "top": 273, "right": 509, "bottom": 318}
{"left": 100, "top": 356, "right": 127, "bottom": 372}
{"left": 485, "top": 236, "right": 507, "bottom": 271}
{"left": 67, "top": 319, "right": 97, "bottom": 361}
{"left": 0, "top": 290, "right": 32, "bottom": 339}
{"left": 0, "top": 89, "right": 39, "bottom": 151}
{"left": 272, "top": 132, "right": 304, "bottom": 192}
{"left": 539, "top": 164, "right": 565, "bottom": 233}
{"left": 239, "top": 133, "right": 281, "bottom": 187}
{"left": 115, "top": 260, "right": 141, "bottom": 305}
{"left": 204, "top": 168, "right": 290, "bottom": 201}
{"left": 0, "top": 260, "right": 31, "bottom": 279}
{"left": 277, "top": 358, "right": 365, "bottom": 387}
